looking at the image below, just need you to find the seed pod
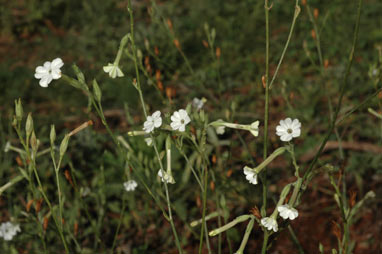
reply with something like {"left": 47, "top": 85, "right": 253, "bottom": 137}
{"left": 50, "top": 125, "right": 56, "bottom": 146}
{"left": 25, "top": 113, "right": 34, "bottom": 138}
{"left": 92, "top": 79, "right": 102, "bottom": 103}
{"left": 15, "top": 99, "right": 23, "bottom": 122}
{"left": 59, "top": 134, "right": 70, "bottom": 157}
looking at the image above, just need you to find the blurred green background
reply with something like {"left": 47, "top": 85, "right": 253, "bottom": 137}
{"left": 0, "top": 0, "right": 381, "bottom": 253}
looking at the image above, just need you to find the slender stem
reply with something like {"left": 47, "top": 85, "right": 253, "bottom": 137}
{"left": 261, "top": 0, "right": 271, "bottom": 218}
{"left": 261, "top": 231, "right": 270, "bottom": 254}
{"left": 287, "top": 225, "right": 305, "bottom": 254}
{"left": 336, "top": 86, "right": 382, "bottom": 125}
{"left": 111, "top": 194, "right": 126, "bottom": 253}
{"left": 269, "top": 1, "right": 300, "bottom": 89}
{"left": 303, "top": 0, "right": 364, "bottom": 181}
{"left": 306, "top": 3, "right": 323, "bottom": 67}
{"left": 235, "top": 218, "right": 255, "bottom": 254}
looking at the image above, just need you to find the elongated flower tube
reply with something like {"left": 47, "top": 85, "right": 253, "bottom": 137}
{"left": 244, "top": 147, "right": 286, "bottom": 176}
{"left": 209, "top": 120, "right": 260, "bottom": 137}
{"left": 209, "top": 215, "right": 251, "bottom": 236}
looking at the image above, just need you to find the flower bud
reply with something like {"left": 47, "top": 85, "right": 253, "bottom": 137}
{"left": 59, "top": 134, "right": 70, "bottom": 157}
{"left": 25, "top": 113, "right": 34, "bottom": 138}
{"left": 15, "top": 99, "right": 23, "bottom": 122}
{"left": 30, "top": 131, "right": 38, "bottom": 153}
{"left": 92, "top": 79, "right": 102, "bottom": 102}
{"left": 50, "top": 125, "right": 56, "bottom": 146}
{"left": 72, "top": 64, "right": 86, "bottom": 84}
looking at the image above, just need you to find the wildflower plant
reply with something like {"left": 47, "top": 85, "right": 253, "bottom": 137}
{"left": 1, "top": 0, "right": 380, "bottom": 253}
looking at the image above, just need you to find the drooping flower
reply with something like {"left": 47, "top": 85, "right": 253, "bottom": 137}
{"left": 243, "top": 166, "right": 257, "bottom": 185}
{"left": 276, "top": 118, "right": 301, "bottom": 142}
{"left": 144, "top": 137, "right": 153, "bottom": 146}
{"left": 216, "top": 126, "right": 225, "bottom": 135}
{"left": 277, "top": 204, "right": 298, "bottom": 220}
{"left": 123, "top": 180, "right": 138, "bottom": 192}
{"left": 0, "top": 222, "right": 21, "bottom": 241}
{"left": 143, "top": 111, "right": 162, "bottom": 133}
{"left": 170, "top": 109, "right": 191, "bottom": 132}
{"left": 158, "top": 169, "right": 175, "bottom": 184}
{"left": 103, "top": 63, "right": 124, "bottom": 79}
{"left": 210, "top": 120, "right": 259, "bottom": 137}
{"left": 192, "top": 97, "right": 205, "bottom": 110}
{"left": 34, "top": 58, "right": 64, "bottom": 87}
{"left": 261, "top": 217, "right": 278, "bottom": 232}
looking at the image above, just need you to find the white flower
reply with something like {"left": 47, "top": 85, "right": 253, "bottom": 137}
{"left": 216, "top": 126, "right": 225, "bottom": 135}
{"left": 170, "top": 109, "right": 191, "bottom": 132}
{"left": 34, "top": 58, "right": 64, "bottom": 87}
{"left": 0, "top": 222, "right": 21, "bottom": 241}
{"left": 277, "top": 204, "right": 298, "bottom": 220}
{"left": 192, "top": 97, "right": 205, "bottom": 110}
{"left": 276, "top": 118, "right": 301, "bottom": 142}
{"left": 261, "top": 217, "right": 278, "bottom": 232}
{"left": 249, "top": 121, "right": 259, "bottom": 137}
{"left": 103, "top": 63, "right": 124, "bottom": 78}
{"left": 158, "top": 169, "right": 175, "bottom": 184}
{"left": 143, "top": 111, "right": 162, "bottom": 133}
{"left": 123, "top": 180, "right": 138, "bottom": 192}
{"left": 243, "top": 166, "right": 257, "bottom": 185}
{"left": 144, "top": 137, "right": 153, "bottom": 146}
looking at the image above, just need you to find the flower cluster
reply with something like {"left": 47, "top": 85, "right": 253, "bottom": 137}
{"left": 0, "top": 222, "right": 21, "bottom": 241}
{"left": 142, "top": 109, "right": 191, "bottom": 133}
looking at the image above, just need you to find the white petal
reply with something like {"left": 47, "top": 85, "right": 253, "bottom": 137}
{"left": 292, "top": 129, "right": 301, "bottom": 138}
{"left": 291, "top": 119, "right": 301, "bottom": 129}
{"left": 39, "top": 75, "right": 52, "bottom": 87}
{"left": 103, "top": 65, "right": 113, "bottom": 73}
{"left": 116, "top": 67, "right": 124, "bottom": 77}
{"left": 51, "top": 69, "right": 62, "bottom": 79}
{"left": 152, "top": 111, "right": 161, "bottom": 118}
{"left": 35, "top": 66, "right": 49, "bottom": 74}
{"left": 280, "top": 134, "right": 292, "bottom": 142}
{"left": 171, "top": 122, "right": 181, "bottom": 130}
{"left": 178, "top": 124, "right": 186, "bottom": 132}
{"left": 154, "top": 118, "right": 162, "bottom": 128}
{"left": 184, "top": 115, "right": 191, "bottom": 124}
{"left": 285, "top": 118, "right": 292, "bottom": 125}
{"left": 51, "top": 58, "right": 64, "bottom": 69}
{"left": 43, "top": 61, "right": 51, "bottom": 69}
{"left": 178, "top": 109, "right": 187, "bottom": 118}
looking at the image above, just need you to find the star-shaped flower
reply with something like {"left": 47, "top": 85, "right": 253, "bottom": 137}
{"left": 170, "top": 109, "right": 191, "bottom": 132}
{"left": 143, "top": 111, "right": 162, "bottom": 133}
{"left": 276, "top": 118, "right": 301, "bottom": 142}
{"left": 243, "top": 166, "right": 257, "bottom": 185}
{"left": 277, "top": 204, "right": 298, "bottom": 220}
{"left": 103, "top": 63, "right": 124, "bottom": 78}
{"left": 34, "top": 58, "right": 64, "bottom": 87}
{"left": 261, "top": 217, "right": 278, "bottom": 232}
{"left": 123, "top": 180, "right": 138, "bottom": 192}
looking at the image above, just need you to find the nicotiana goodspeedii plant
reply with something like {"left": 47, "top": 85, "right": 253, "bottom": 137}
{"left": 1, "top": 0, "right": 381, "bottom": 253}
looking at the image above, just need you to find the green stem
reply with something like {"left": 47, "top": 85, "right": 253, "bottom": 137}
{"left": 111, "top": 195, "right": 127, "bottom": 253}
{"left": 269, "top": 1, "right": 301, "bottom": 89}
{"left": 261, "top": 0, "right": 271, "bottom": 218}
{"left": 235, "top": 218, "right": 255, "bottom": 254}
{"left": 303, "top": 0, "right": 364, "bottom": 182}
{"left": 261, "top": 231, "right": 270, "bottom": 254}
